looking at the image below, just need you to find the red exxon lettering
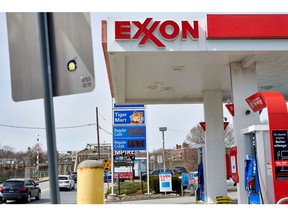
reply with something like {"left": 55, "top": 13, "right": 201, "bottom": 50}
{"left": 115, "top": 18, "right": 199, "bottom": 48}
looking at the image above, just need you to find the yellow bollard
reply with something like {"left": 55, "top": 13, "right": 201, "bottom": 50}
{"left": 214, "top": 196, "right": 232, "bottom": 204}
{"left": 77, "top": 160, "right": 104, "bottom": 204}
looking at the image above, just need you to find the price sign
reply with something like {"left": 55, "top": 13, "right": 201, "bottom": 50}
{"left": 159, "top": 172, "right": 172, "bottom": 192}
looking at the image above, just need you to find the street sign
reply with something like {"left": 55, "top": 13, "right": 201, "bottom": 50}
{"left": 6, "top": 12, "right": 95, "bottom": 101}
{"left": 102, "top": 159, "right": 111, "bottom": 171}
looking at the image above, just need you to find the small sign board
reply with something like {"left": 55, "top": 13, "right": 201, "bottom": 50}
{"left": 159, "top": 172, "right": 172, "bottom": 192}
{"left": 181, "top": 173, "right": 195, "bottom": 186}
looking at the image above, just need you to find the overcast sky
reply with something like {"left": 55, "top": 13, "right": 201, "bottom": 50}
{"left": 0, "top": 12, "right": 218, "bottom": 153}
{"left": 0, "top": 1, "right": 276, "bottom": 155}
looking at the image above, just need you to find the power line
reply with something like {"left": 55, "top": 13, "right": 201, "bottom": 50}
{"left": 98, "top": 111, "right": 112, "bottom": 125}
{"left": 168, "top": 128, "right": 188, "bottom": 134}
{"left": 0, "top": 123, "right": 112, "bottom": 135}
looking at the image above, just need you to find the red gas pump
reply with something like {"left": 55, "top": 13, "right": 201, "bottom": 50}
{"left": 246, "top": 92, "right": 288, "bottom": 204}
{"left": 229, "top": 146, "right": 239, "bottom": 183}
{"left": 226, "top": 153, "right": 231, "bottom": 179}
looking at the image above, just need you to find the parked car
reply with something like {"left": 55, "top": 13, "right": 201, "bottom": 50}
{"left": 58, "top": 175, "right": 75, "bottom": 191}
{"left": 0, "top": 178, "right": 41, "bottom": 203}
{"left": 104, "top": 171, "right": 112, "bottom": 182}
{"left": 141, "top": 169, "right": 174, "bottom": 182}
{"left": 173, "top": 167, "right": 188, "bottom": 174}
{"left": 71, "top": 171, "right": 77, "bottom": 183}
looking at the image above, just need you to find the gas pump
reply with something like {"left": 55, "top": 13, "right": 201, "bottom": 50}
{"left": 243, "top": 92, "right": 288, "bottom": 204}
{"left": 197, "top": 147, "right": 205, "bottom": 201}
{"left": 242, "top": 125, "right": 273, "bottom": 204}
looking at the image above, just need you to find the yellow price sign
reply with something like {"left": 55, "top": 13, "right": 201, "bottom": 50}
{"left": 102, "top": 159, "right": 111, "bottom": 171}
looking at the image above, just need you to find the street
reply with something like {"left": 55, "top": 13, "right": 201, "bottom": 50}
{"left": 1, "top": 180, "right": 237, "bottom": 204}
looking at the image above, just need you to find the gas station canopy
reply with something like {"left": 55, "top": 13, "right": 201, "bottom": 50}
{"left": 102, "top": 13, "right": 288, "bottom": 105}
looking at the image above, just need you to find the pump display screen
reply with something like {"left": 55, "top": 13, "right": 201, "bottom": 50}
{"left": 127, "top": 140, "right": 144, "bottom": 148}
{"left": 272, "top": 130, "right": 288, "bottom": 180}
{"left": 128, "top": 128, "right": 145, "bottom": 136}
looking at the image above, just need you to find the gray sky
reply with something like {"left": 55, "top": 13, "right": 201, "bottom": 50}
{"left": 0, "top": 2, "right": 275, "bottom": 154}
{"left": 0, "top": 12, "right": 212, "bottom": 153}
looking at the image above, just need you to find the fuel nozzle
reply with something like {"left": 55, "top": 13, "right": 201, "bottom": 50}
{"left": 247, "top": 176, "right": 256, "bottom": 191}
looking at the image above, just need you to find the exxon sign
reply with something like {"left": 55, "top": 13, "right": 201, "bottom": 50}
{"left": 115, "top": 18, "right": 199, "bottom": 48}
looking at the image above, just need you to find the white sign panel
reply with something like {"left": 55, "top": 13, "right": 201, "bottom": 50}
{"left": 6, "top": 12, "right": 95, "bottom": 102}
{"left": 159, "top": 172, "right": 172, "bottom": 192}
{"left": 231, "top": 156, "right": 237, "bottom": 173}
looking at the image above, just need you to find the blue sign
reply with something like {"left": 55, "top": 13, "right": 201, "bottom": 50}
{"left": 113, "top": 125, "right": 146, "bottom": 151}
{"left": 114, "top": 110, "right": 145, "bottom": 125}
{"left": 114, "top": 104, "right": 145, "bottom": 108}
{"left": 181, "top": 173, "right": 195, "bottom": 186}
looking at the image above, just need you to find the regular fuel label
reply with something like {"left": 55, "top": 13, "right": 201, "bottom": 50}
{"left": 113, "top": 126, "right": 146, "bottom": 151}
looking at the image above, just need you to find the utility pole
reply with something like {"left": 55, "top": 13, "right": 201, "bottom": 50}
{"left": 36, "top": 135, "right": 40, "bottom": 173}
{"left": 96, "top": 107, "right": 101, "bottom": 160}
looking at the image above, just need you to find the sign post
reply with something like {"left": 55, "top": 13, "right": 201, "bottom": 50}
{"left": 38, "top": 12, "right": 60, "bottom": 204}
{"left": 112, "top": 104, "right": 147, "bottom": 193}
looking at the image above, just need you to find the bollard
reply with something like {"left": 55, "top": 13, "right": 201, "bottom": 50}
{"left": 214, "top": 196, "right": 232, "bottom": 204}
{"left": 77, "top": 160, "right": 104, "bottom": 204}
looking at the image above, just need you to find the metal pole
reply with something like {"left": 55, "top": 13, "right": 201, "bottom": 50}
{"left": 111, "top": 99, "right": 115, "bottom": 195}
{"left": 162, "top": 131, "right": 166, "bottom": 171}
{"left": 146, "top": 148, "right": 150, "bottom": 194}
{"left": 159, "top": 127, "right": 167, "bottom": 195}
{"left": 38, "top": 12, "right": 61, "bottom": 204}
{"left": 96, "top": 107, "right": 101, "bottom": 160}
{"left": 36, "top": 135, "right": 39, "bottom": 174}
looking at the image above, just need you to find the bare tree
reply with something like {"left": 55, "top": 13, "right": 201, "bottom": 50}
{"left": 185, "top": 124, "right": 234, "bottom": 148}
{"left": 26, "top": 143, "right": 45, "bottom": 166}
{"left": 224, "top": 125, "right": 234, "bottom": 148}
{"left": 185, "top": 124, "right": 205, "bottom": 145}
{"left": 0, "top": 145, "right": 15, "bottom": 159}
{"left": 58, "top": 152, "right": 71, "bottom": 163}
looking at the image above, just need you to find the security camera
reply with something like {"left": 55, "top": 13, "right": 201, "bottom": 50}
{"left": 245, "top": 110, "right": 251, "bottom": 115}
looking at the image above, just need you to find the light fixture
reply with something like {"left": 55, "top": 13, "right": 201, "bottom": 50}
{"left": 260, "top": 85, "right": 275, "bottom": 90}
{"left": 171, "top": 66, "right": 184, "bottom": 72}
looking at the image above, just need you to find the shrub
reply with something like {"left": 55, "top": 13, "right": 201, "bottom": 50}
{"left": 105, "top": 181, "right": 147, "bottom": 198}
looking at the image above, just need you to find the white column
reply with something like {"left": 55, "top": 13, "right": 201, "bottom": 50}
{"left": 203, "top": 90, "right": 227, "bottom": 203}
{"left": 230, "top": 62, "right": 260, "bottom": 204}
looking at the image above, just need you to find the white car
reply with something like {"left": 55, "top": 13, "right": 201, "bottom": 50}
{"left": 58, "top": 175, "right": 75, "bottom": 191}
